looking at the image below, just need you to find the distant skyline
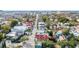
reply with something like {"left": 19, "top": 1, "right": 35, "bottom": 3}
{"left": 0, "top": 0, "right": 79, "bottom": 11}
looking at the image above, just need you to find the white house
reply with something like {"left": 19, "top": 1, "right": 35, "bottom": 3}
{"left": 38, "top": 22, "right": 45, "bottom": 31}
{"left": 6, "top": 26, "right": 27, "bottom": 41}
{"left": 70, "top": 25, "right": 79, "bottom": 37}
{"left": 11, "top": 26, "right": 27, "bottom": 35}
{"left": 6, "top": 32, "right": 19, "bottom": 41}
{"left": 6, "top": 32, "right": 17, "bottom": 37}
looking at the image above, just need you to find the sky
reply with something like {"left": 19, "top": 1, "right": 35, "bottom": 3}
{"left": 0, "top": 0, "right": 79, "bottom": 11}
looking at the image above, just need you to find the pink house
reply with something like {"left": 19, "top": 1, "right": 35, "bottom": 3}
{"left": 23, "top": 21, "right": 33, "bottom": 29}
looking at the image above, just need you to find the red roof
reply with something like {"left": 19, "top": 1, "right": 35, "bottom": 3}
{"left": 35, "top": 34, "right": 48, "bottom": 40}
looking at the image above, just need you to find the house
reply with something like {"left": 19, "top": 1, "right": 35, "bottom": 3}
{"left": 49, "top": 23, "right": 63, "bottom": 30}
{"left": 5, "top": 40, "right": 23, "bottom": 48}
{"left": 6, "top": 26, "right": 27, "bottom": 41}
{"left": 5, "top": 40, "right": 12, "bottom": 48}
{"left": 70, "top": 25, "right": 79, "bottom": 37}
{"left": 6, "top": 32, "right": 19, "bottom": 41}
{"left": 35, "top": 30, "right": 48, "bottom": 40}
{"left": 56, "top": 30, "right": 63, "bottom": 38}
{"left": 38, "top": 22, "right": 45, "bottom": 31}
{"left": 6, "top": 32, "right": 19, "bottom": 39}
{"left": 58, "top": 35, "right": 66, "bottom": 41}
{"left": 6, "top": 32, "right": 17, "bottom": 37}
{"left": 55, "top": 30, "right": 66, "bottom": 41}
{"left": 11, "top": 26, "right": 27, "bottom": 35}
{"left": 22, "top": 21, "right": 33, "bottom": 29}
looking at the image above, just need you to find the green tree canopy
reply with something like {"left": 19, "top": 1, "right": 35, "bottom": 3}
{"left": 1, "top": 25, "right": 11, "bottom": 33}
{"left": 47, "top": 30, "right": 53, "bottom": 36}
{"left": 68, "top": 21, "right": 76, "bottom": 26}
{"left": 0, "top": 33, "right": 4, "bottom": 41}
{"left": 9, "top": 19, "right": 18, "bottom": 27}
{"left": 42, "top": 15, "right": 49, "bottom": 22}
{"left": 19, "top": 35, "right": 29, "bottom": 42}
{"left": 57, "top": 40, "right": 68, "bottom": 48}
{"left": 63, "top": 28, "right": 70, "bottom": 35}
{"left": 58, "top": 17, "right": 69, "bottom": 23}
{"left": 68, "top": 38, "right": 76, "bottom": 48}
{"left": 42, "top": 40, "right": 54, "bottom": 48}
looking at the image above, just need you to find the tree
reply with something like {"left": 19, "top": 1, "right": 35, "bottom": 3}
{"left": 9, "top": 19, "right": 18, "bottom": 27}
{"left": 1, "top": 25, "right": 11, "bottom": 33}
{"left": 42, "top": 15, "right": 49, "bottom": 22}
{"left": 76, "top": 36, "right": 79, "bottom": 41}
{"left": 0, "top": 33, "right": 4, "bottom": 41}
{"left": 47, "top": 30, "right": 53, "bottom": 36}
{"left": 57, "top": 40, "right": 68, "bottom": 48}
{"left": 25, "top": 29, "right": 32, "bottom": 32}
{"left": 63, "top": 28, "right": 70, "bottom": 35}
{"left": 42, "top": 40, "right": 54, "bottom": 48}
{"left": 0, "top": 25, "right": 1, "bottom": 29}
{"left": 68, "top": 21, "right": 76, "bottom": 26}
{"left": 19, "top": 35, "right": 29, "bottom": 42}
{"left": 58, "top": 17, "right": 69, "bottom": 23}
{"left": 68, "top": 38, "right": 76, "bottom": 48}
{"left": 46, "top": 24, "right": 50, "bottom": 29}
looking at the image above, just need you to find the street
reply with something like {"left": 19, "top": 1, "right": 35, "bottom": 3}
{"left": 22, "top": 14, "right": 38, "bottom": 48}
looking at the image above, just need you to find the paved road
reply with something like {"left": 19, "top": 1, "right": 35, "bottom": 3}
{"left": 23, "top": 14, "right": 38, "bottom": 48}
